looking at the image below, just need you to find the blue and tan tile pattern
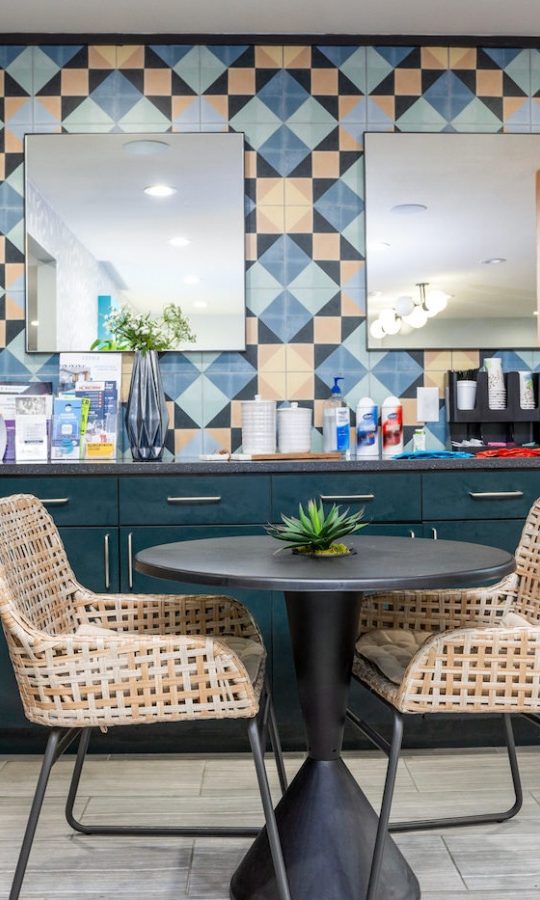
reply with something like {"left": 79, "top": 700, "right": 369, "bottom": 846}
{"left": 1, "top": 42, "right": 540, "bottom": 456}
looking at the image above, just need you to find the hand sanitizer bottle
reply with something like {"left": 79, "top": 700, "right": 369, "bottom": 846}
{"left": 323, "top": 376, "right": 350, "bottom": 453}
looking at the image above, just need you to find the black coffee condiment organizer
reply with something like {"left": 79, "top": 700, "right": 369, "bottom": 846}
{"left": 447, "top": 370, "right": 540, "bottom": 446}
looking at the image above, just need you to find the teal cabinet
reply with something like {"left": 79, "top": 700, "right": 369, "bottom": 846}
{"left": 1, "top": 462, "right": 539, "bottom": 752}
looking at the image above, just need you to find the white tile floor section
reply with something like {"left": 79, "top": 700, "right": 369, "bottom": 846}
{"left": 0, "top": 748, "right": 539, "bottom": 899}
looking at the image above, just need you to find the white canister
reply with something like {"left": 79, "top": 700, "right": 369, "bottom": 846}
{"left": 241, "top": 395, "right": 276, "bottom": 454}
{"left": 277, "top": 403, "right": 312, "bottom": 453}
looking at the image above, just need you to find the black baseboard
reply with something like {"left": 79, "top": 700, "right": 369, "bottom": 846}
{"left": 2, "top": 713, "right": 539, "bottom": 755}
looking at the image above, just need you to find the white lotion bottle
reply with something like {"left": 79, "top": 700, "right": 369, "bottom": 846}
{"left": 356, "top": 397, "right": 379, "bottom": 458}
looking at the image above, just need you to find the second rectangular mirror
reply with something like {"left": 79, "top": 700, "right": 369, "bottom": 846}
{"left": 365, "top": 132, "right": 540, "bottom": 350}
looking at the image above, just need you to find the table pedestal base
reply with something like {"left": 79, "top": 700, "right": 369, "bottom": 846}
{"left": 230, "top": 756, "right": 420, "bottom": 900}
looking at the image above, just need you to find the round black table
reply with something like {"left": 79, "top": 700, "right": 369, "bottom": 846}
{"left": 136, "top": 534, "right": 515, "bottom": 900}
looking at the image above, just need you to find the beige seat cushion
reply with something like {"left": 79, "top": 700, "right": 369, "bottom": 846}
{"left": 76, "top": 624, "right": 263, "bottom": 683}
{"left": 357, "top": 611, "right": 532, "bottom": 686}
{"left": 356, "top": 629, "right": 430, "bottom": 685}
{"left": 501, "top": 611, "right": 530, "bottom": 626}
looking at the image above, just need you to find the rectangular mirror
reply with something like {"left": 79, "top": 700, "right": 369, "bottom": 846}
{"left": 25, "top": 132, "right": 246, "bottom": 352}
{"left": 365, "top": 132, "right": 540, "bottom": 350}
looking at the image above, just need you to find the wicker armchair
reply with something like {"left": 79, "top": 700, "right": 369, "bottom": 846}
{"left": 348, "top": 497, "right": 540, "bottom": 900}
{"left": 0, "top": 494, "right": 291, "bottom": 900}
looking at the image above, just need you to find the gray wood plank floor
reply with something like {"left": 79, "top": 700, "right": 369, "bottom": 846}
{"left": 0, "top": 747, "right": 539, "bottom": 899}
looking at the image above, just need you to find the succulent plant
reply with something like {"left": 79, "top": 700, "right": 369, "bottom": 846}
{"left": 266, "top": 499, "right": 366, "bottom": 555}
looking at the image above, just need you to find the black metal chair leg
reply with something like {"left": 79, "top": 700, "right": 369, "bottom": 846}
{"left": 390, "top": 713, "right": 523, "bottom": 832}
{"left": 10, "top": 729, "right": 63, "bottom": 900}
{"left": 266, "top": 682, "right": 288, "bottom": 796}
{"left": 65, "top": 727, "right": 92, "bottom": 833}
{"left": 247, "top": 717, "right": 291, "bottom": 900}
{"left": 366, "top": 711, "right": 404, "bottom": 900}
{"left": 65, "top": 726, "right": 259, "bottom": 838}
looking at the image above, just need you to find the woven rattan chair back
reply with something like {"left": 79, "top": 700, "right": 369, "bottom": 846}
{"left": 514, "top": 496, "right": 540, "bottom": 622}
{"left": 0, "top": 494, "right": 79, "bottom": 637}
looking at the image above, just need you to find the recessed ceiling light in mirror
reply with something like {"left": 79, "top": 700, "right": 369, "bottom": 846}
{"left": 391, "top": 203, "right": 428, "bottom": 215}
{"left": 144, "top": 184, "right": 176, "bottom": 198}
{"left": 184, "top": 275, "right": 200, "bottom": 285}
{"left": 169, "top": 236, "right": 191, "bottom": 248}
{"left": 482, "top": 257, "right": 506, "bottom": 265}
{"left": 194, "top": 301, "right": 207, "bottom": 309}
{"left": 123, "top": 140, "right": 170, "bottom": 156}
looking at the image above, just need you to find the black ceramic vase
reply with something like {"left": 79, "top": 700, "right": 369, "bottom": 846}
{"left": 125, "top": 350, "right": 169, "bottom": 461}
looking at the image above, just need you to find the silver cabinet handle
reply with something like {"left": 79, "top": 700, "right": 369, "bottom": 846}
{"left": 167, "top": 496, "right": 222, "bottom": 504}
{"left": 431, "top": 528, "right": 438, "bottom": 540}
{"left": 320, "top": 494, "right": 375, "bottom": 502}
{"left": 38, "top": 498, "right": 69, "bottom": 506}
{"left": 409, "top": 530, "right": 416, "bottom": 539}
{"left": 127, "top": 532, "right": 133, "bottom": 589}
{"left": 468, "top": 491, "right": 524, "bottom": 499}
{"left": 103, "top": 533, "right": 110, "bottom": 590}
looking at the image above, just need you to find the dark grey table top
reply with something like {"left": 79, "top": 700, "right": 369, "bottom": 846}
{"left": 135, "top": 534, "right": 515, "bottom": 592}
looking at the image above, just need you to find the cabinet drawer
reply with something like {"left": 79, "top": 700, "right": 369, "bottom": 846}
{"left": 271, "top": 473, "right": 422, "bottom": 523}
{"left": 119, "top": 475, "right": 271, "bottom": 525}
{"left": 0, "top": 476, "right": 117, "bottom": 525}
{"left": 423, "top": 471, "right": 540, "bottom": 520}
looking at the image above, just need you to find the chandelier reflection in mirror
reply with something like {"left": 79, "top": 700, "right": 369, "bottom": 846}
{"left": 369, "top": 283, "right": 451, "bottom": 340}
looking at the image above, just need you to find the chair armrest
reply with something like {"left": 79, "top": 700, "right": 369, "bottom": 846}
{"left": 358, "top": 572, "right": 519, "bottom": 636}
{"left": 24, "top": 630, "right": 260, "bottom": 727}
{"left": 398, "top": 618, "right": 540, "bottom": 713}
{"left": 74, "top": 589, "right": 261, "bottom": 641}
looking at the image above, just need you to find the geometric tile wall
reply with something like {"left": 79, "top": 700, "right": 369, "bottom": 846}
{"left": 1, "top": 42, "right": 540, "bottom": 457}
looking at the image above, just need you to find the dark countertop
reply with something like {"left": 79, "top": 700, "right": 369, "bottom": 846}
{"left": 2, "top": 456, "right": 540, "bottom": 475}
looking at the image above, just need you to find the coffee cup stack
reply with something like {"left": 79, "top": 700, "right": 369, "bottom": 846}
{"left": 484, "top": 357, "right": 506, "bottom": 410}
{"left": 518, "top": 371, "right": 535, "bottom": 410}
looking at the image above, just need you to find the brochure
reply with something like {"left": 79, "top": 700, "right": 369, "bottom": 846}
{"left": 14, "top": 396, "right": 49, "bottom": 461}
{"left": 0, "top": 382, "right": 53, "bottom": 461}
{"left": 59, "top": 353, "right": 121, "bottom": 459}
{"left": 51, "top": 398, "right": 83, "bottom": 460}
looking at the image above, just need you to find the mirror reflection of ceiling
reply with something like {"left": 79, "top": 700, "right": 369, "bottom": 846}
{"left": 25, "top": 132, "right": 246, "bottom": 353}
{"left": 365, "top": 132, "right": 540, "bottom": 350}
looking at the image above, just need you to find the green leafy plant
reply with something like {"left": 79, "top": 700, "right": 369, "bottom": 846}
{"left": 266, "top": 499, "right": 366, "bottom": 556}
{"left": 90, "top": 303, "right": 196, "bottom": 354}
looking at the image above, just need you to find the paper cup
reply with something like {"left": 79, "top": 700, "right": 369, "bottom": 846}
{"left": 456, "top": 379, "right": 477, "bottom": 410}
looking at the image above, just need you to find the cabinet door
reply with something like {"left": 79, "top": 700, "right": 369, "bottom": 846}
{"left": 0, "top": 634, "right": 29, "bottom": 728}
{"left": 120, "top": 524, "right": 272, "bottom": 652}
{"left": 60, "top": 527, "right": 120, "bottom": 593}
{"left": 428, "top": 519, "right": 524, "bottom": 555}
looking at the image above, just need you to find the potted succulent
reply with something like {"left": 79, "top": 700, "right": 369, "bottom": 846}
{"left": 266, "top": 499, "right": 366, "bottom": 557}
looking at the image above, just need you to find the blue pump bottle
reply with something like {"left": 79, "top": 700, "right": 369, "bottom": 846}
{"left": 323, "top": 376, "right": 350, "bottom": 453}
